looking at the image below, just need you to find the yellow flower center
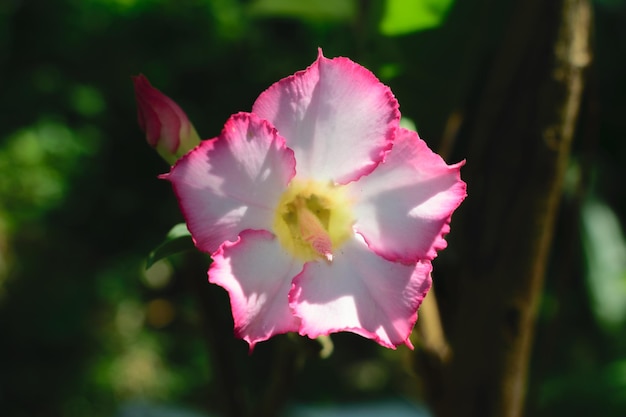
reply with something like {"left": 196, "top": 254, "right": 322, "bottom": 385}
{"left": 273, "top": 179, "right": 354, "bottom": 262}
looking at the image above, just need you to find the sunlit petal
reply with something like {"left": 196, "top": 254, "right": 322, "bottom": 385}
{"left": 289, "top": 235, "right": 432, "bottom": 349}
{"left": 348, "top": 128, "right": 466, "bottom": 263}
{"left": 163, "top": 112, "right": 296, "bottom": 254}
{"left": 253, "top": 49, "right": 399, "bottom": 184}
{"left": 210, "top": 230, "right": 304, "bottom": 350}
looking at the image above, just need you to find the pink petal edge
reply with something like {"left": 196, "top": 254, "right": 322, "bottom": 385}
{"left": 252, "top": 48, "right": 399, "bottom": 184}
{"left": 288, "top": 235, "right": 433, "bottom": 349}
{"left": 348, "top": 128, "right": 467, "bottom": 263}
{"left": 161, "top": 112, "right": 296, "bottom": 254}
{"left": 210, "top": 229, "right": 304, "bottom": 351}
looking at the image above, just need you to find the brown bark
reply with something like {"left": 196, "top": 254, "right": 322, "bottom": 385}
{"left": 417, "top": 1, "right": 592, "bottom": 416}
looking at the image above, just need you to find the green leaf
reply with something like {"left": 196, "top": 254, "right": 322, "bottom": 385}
{"left": 146, "top": 223, "right": 195, "bottom": 269}
{"left": 400, "top": 116, "right": 418, "bottom": 132}
{"left": 248, "top": 0, "right": 356, "bottom": 21}
{"left": 379, "top": 0, "right": 456, "bottom": 36}
{"left": 581, "top": 198, "right": 626, "bottom": 328}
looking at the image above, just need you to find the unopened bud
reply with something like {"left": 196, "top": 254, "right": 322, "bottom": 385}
{"left": 133, "top": 74, "right": 200, "bottom": 164}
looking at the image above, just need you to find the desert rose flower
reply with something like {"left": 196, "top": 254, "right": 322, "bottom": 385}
{"left": 133, "top": 74, "right": 201, "bottom": 164}
{"left": 163, "top": 50, "right": 466, "bottom": 349}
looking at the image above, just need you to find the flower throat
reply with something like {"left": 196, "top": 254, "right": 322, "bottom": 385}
{"left": 273, "top": 180, "right": 354, "bottom": 262}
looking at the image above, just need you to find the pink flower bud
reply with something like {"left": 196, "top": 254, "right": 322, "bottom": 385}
{"left": 133, "top": 74, "right": 200, "bottom": 164}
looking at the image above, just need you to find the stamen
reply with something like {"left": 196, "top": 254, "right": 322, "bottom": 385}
{"left": 295, "top": 198, "right": 334, "bottom": 262}
{"left": 273, "top": 179, "right": 352, "bottom": 262}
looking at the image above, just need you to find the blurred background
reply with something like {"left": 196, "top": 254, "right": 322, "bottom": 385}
{"left": 0, "top": 0, "right": 625, "bottom": 416}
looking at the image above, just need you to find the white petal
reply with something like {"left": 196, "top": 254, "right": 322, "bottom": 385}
{"left": 252, "top": 49, "right": 399, "bottom": 184}
{"left": 348, "top": 128, "right": 466, "bottom": 263}
{"left": 163, "top": 112, "right": 296, "bottom": 254}
{"left": 289, "top": 235, "right": 432, "bottom": 349}
{"left": 210, "top": 230, "right": 303, "bottom": 350}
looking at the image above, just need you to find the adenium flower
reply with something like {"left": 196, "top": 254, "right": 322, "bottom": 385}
{"left": 162, "top": 50, "right": 466, "bottom": 350}
{"left": 133, "top": 74, "right": 201, "bottom": 164}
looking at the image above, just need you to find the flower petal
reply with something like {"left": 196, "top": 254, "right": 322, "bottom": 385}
{"left": 348, "top": 128, "right": 466, "bottom": 263}
{"left": 289, "top": 235, "right": 432, "bottom": 349}
{"left": 210, "top": 230, "right": 304, "bottom": 350}
{"left": 162, "top": 112, "right": 296, "bottom": 254}
{"left": 252, "top": 49, "right": 399, "bottom": 184}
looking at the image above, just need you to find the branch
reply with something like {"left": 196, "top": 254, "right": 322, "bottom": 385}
{"left": 416, "top": 1, "right": 592, "bottom": 416}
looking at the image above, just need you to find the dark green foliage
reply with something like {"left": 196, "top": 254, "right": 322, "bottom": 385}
{"left": 146, "top": 224, "right": 195, "bottom": 269}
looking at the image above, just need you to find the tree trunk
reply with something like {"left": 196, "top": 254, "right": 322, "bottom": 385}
{"left": 417, "top": 1, "right": 592, "bottom": 416}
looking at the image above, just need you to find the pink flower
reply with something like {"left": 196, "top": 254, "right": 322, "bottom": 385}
{"left": 162, "top": 50, "right": 466, "bottom": 350}
{"left": 133, "top": 74, "right": 200, "bottom": 164}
